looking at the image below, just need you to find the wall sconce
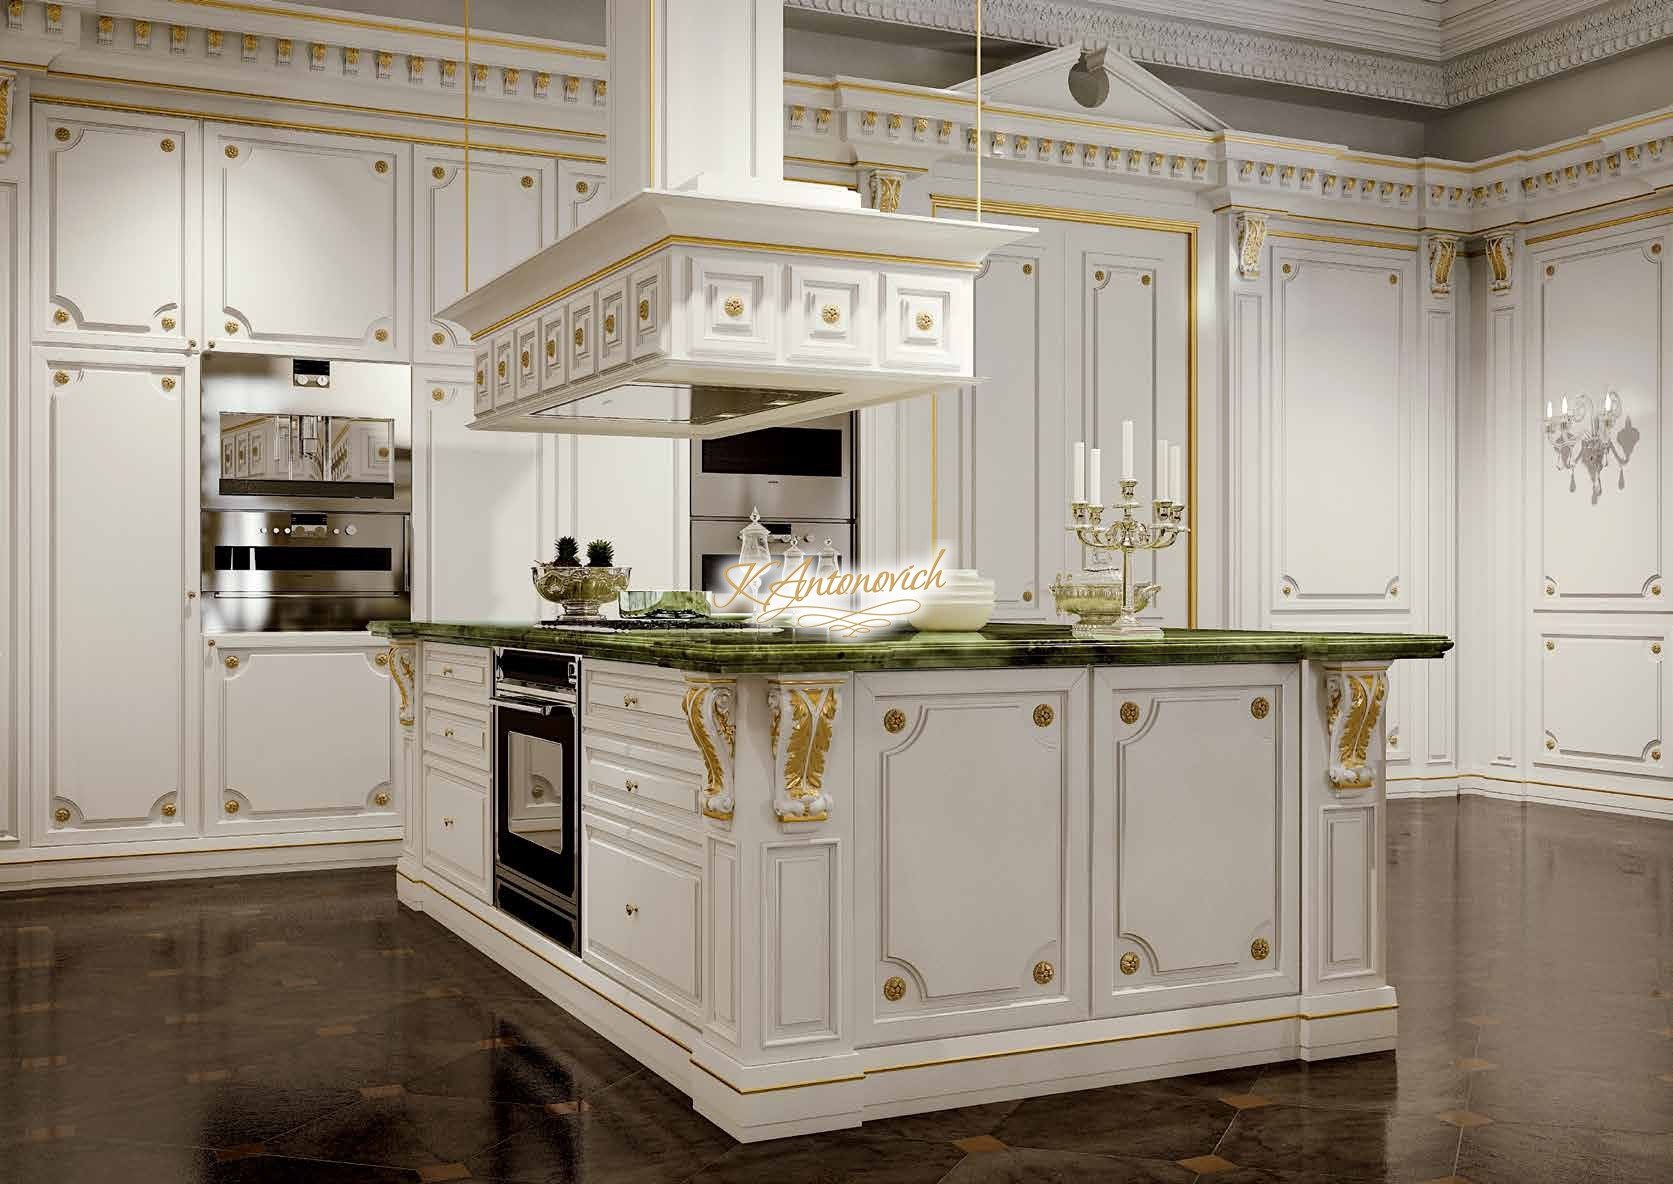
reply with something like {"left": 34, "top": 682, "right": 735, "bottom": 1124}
{"left": 1543, "top": 389, "right": 1638, "bottom": 503}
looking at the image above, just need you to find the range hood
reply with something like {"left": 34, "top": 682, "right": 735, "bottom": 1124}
{"left": 439, "top": 0, "right": 1032, "bottom": 440}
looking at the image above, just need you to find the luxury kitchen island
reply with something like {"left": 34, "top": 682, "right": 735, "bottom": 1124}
{"left": 373, "top": 621, "right": 1449, "bottom": 1142}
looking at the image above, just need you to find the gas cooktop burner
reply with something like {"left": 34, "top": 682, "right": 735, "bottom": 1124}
{"left": 535, "top": 614, "right": 765, "bottom": 632}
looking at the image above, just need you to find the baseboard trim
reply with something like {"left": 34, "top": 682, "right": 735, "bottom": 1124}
{"left": 1388, "top": 772, "right": 1673, "bottom": 820}
{"left": 0, "top": 838, "right": 400, "bottom": 889}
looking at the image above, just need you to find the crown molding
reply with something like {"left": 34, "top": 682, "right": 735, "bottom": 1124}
{"left": 785, "top": 0, "right": 1673, "bottom": 108}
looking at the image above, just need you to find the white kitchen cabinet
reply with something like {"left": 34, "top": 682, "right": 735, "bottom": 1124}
{"left": 32, "top": 106, "right": 200, "bottom": 349}
{"left": 204, "top": 122, "right": 408, "bottom": 358}
{"left": 414, "top": 147, "right": 556, "bottom": 364}
{"left": 423, "top": 757, "right": 492, "bottom": 900}
{"left": 558, "top": 164, "right": 608, "bottom": 236}
{"left": 31, "top": 351, "right": 197, "bottom": 843}
{"left": 203, "top": 638, "right": 396, "bottom": 835}
{"left": 1091, "top": 665, "right": 1300, "bottom": 1014}
{"left": 414, "top": 372, "right": 543, "bottom": 620}
{"left": 853, "top": 668, "right": 1091, "bottom": 1045}
{"left": 557, "top": 434, "right": 689, "bottom": 590}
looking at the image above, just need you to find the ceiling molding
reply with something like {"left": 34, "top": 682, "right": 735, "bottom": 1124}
{"left": 784, "top": 0, "right": 1673, "bottom": 108}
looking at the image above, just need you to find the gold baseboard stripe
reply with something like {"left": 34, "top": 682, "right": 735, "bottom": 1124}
{"left": 34, "top": 93, "right": 606, "bottom": 162}
{"left": 1464, "top": 773, "right": 1673, "bottom": 804}
{"left": 1, "top": 833, "right": 397, "bottom": 866}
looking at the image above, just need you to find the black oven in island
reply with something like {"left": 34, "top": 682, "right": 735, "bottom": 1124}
{"left": 491, "top": 647, "right": 582, "bottom": 955}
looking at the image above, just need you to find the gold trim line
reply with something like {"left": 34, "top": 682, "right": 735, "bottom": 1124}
{"left": 1269, "top": 230, "right": 1418, "bottom": 252}
{"left": 1524, "top": 205, "right": 1673, "bottom": 245}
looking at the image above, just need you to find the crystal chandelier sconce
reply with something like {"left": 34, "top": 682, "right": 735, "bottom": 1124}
{"left": 1543, "top": 390, "right": 1636, "bottom": 503}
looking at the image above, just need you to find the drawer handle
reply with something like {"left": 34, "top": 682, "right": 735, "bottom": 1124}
{"left": 624, "top": 779, "right": 638, "bottom": 793}
{"left": 441, "top": 665, "right": 454, "bottom": 676}
{"left": 622, "top": 694, "right": 639, "bottom": 708}
{"left": 625, "top": 903, "right": 638, "bottom": 916}
{"left": 443, "top": 728, "right": 455, "bottom": 739}
{"left": 442, "top": 816, "right": 455, "bottom": 828}
{"left": 531, "top": 786, "right": 545, "bottom": 800}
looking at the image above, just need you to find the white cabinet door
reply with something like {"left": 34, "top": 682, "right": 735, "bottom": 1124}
{"left": 853, "top": 668, "right": 1090, "bottom": 1045}
{"left": 32, "top": 351, "right": 196, "bottom": 843}
{"left": 558, "top": 163, "right": 608, "bottom": 236}
{"left": 32, "top": 106, "right": 199, "bottom": 349}
{"left": 414, "top": 372, "right": 544, "bottom": 619}
{"left": 558, "top": 435, "right": 688, "bottom": 589}
{"left": 1091, "top": 665, "right": 1300, "bottom": 1015}
{"left": 204, "top": 640, "right": 396, "bottom": 835}
{"left": 414, "top": 148, "right": 556, "bottom": 363}
{"left": 205, "top": 123, "right": 408, "bottom": 358}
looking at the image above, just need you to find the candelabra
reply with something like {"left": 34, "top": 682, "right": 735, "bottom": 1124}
{"left": 1543, "top": 389, "right": 1629, "bottom": 503}
{"left": 1059, "top": 479, "right": 1187, "bottom": 639}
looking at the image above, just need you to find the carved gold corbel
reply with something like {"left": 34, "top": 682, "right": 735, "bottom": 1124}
{"left": 387, "top": 644, "right": 415, "bottom": 729}
{"left": 1486, "top": 231, "right": 1515, "bottom": 294}
{"left": 768, "top": 678, "right": 842, "bottom": 824}
{"left": 0, "top": 70, "right": 11, "bottom": 162}
{"left": 1324, "top": 665, "right": 1389, "bottom": 791}
{"left": 867, "top": 169, "right": 905, "bottom": 214}
{"left": 683, "top": 677, "right": 737, "bottom": 821}
{"left": 1235, "top": 212, "right": 1267, "bottom": 280}
{"left": 1426, "top": 234, "right": 1458, "bottom": 297}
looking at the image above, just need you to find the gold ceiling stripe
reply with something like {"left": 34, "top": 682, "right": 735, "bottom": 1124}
{"left": 1523, "top": 204, "right": 1673, "bottom": 245}
{"left": 33, "top": 94, "right": 606, "bottom": 162}
{"left": 27, "top": 66, "right": 604, "bottom": 139}
{"left": 1269, "top": 230, "right": 1419, "bottom": 252}
{"left": 167, "top": 0, "right": 607, "bottom": 59}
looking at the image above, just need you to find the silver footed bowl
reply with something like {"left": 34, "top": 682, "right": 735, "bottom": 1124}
{"left": 531, "top": 563, "right": 632, "bottom": 617}
{"left": 1049, "top": 574, "right": 1161, "bottom": 638}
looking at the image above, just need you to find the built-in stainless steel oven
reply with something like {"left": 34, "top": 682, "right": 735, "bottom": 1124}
{"left": 201, "top": 355, "right": 411, "bottom": 631}
{"left": 492, "top": 647, "right": 582, "bottom": 954}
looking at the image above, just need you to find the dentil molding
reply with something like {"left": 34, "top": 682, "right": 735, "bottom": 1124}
{"left": 786, "top": 0, "right": 1673, "bottom": 108}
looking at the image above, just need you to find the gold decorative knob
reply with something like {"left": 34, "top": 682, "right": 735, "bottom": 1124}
{"left": 432, "top": 331, "right": 445, "bottom": 346}
{"left": 225, "top": 145, "right": 239, "bottom": 158}
{"left": 1251, "top": 697, "right": 1270, "bottom": 720}
{"left": 432, "top": 165, "right": 445, "bottom": 180}
{"left": 442, "top": 816, "right": 455, "bottom": 827}
{"left": 724, "top": 297, "right": 744, "bottom": 318}
{"left": 54, "top": 126, "right": 71, "bottom": 142}
{"left": 1033, "top": 704, "right": 1054, "bottom": 728}
{"left": 1546, "top": 738, "right": 1556, "bottom": 750}
{"left": 54, "top": 807, "right": 71, "bottom": 824}
{"left": 576, "top": 180, "right": 589, "bottom": 194}
{"left": 374, "top": 329, "right": 389, "bottom": 343}
{"left": 443, "top": 728, "right": 455, "bottom": 739}
{"left": 1545, "top": 640, "right": 1555, "bottom": 651}
{"left": 1141, "top": 274, "right": 1152, "bottom": 286}
{"left": 53, "top": 309, "right": 69, "bottom": 324}
{"left": 624, "top": 779, "right": 638, "bottom": 793}
{"left": 374, "top": 651, "right": 389, "bottom": 667}
{"left": 521, "top": 175, "right": 534, "bottom": 188}
{"left": 1022, "top": 590, "right": 1033, "bottom": 602}
{"left": 883, "top": 708, "right": 907, "bottom": 734}
{"left": 1022, "top": 262, "right": 1033, "bottom": 275}
{"left": 374, "top": 159, "right": 389, "bottom": 174}
{"left": 1388, "top": 273, "right": 1398, "bottom": 285}
{"left": 1094, "top": 269, "right": 1106, "bottom": 282}
{"left": 915, "top": 311, "right": 934, "bottom": 331}
{"left": 373, "top": 791, "right": 390, "bottom": 807}
{"left": 224, "top": 800, "right": 240, "bottom": 814}
{"left": 603, "top": 313, "right": 616, "bottom": 335}
{"left": 1655, "top": 749, "right": 1664, "bottom": 762}
{"left": 161, "top": 377, "right": 177, "bottom": 392}
{"left": 623, "top": 694, "right": 638, "bottom": 708}
{"left": 573, "top": 326, "right": 584, "bottom": 347}
{"left": 1282, "top": 263, "right": 1293, "bottom": 275}
{"left": 53, "top": 371, "right": 69, "bottom": 386}
{"left": 546, "top": 339, "right": 556, "bottom": 359}
{"left": 625, "top": 903, "right": 638, "bottom": 916}
{"left": 162, "top": 802, "right": 178, "bottom": 818}
{"left": 475, "top": 369, "right": 484, "bottom": 387}
{"left": 1251, "top": 937, "right": 1271, "bottom": 961}
{"left": 1120, "top": 701, "right": 1140, "bottom": 725}
{"left": 432, "top": 388, "right": 445, "bottom": 402}
{"left": 441, "top": 666, "right": 453, "bottom": 676}
{"left": 882, "top": 976, "right": 906, "bottom": 1002}
{"left": 821, "top": 304, "right": 841, "bottom": 325}
{"left": 497, "top": 360, "right": 507, "bottom": 379}
{"left": 520, "top": 349, "right": 531, "bottom": 369}
{"left": 1032, "top": 960, "right": 1055, "bottom": 985}
{"left": 225, "top": 320, "right": 238, "bottom": 334}
{"left": 1654, "top": 584, "right": 1663, "bottom": 597}
{"left": 1654, "top": 644, "right": 1663, "bottom": 655}
{"left": 638, "top": 299, "right": 650, "bottom": 322}
{"left": 162, "top": 316, "right": 177, "bottom": 330}
{"left": 1119, "top": 951, "right": 1140, "bottom": 976}
{"left": 224, "top": 655, "right": 239, "bottom": 669}
{"left": 532, "top": 786, "right": 544, "bottom": 800}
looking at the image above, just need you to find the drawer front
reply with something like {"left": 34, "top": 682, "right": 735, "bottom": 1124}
{"left": 585, "top": 746, "right": 701, "bottom": 828}
{"left": 539, "top": 307, "right": 566, "bottom": 391}
{"left": 473, "top": 348, "right": 492, "bottom": 416}
{"left": 629, "top": 263, "right": 666, "bottom": 360}
{"left": 424, "top": 762, "right": 490, "bottom": 899}
{"left": 583, "top": 814, "right": 702, "bottom": 1021}
{"left": 515, "top": 322, "right": 540, "bottom": 401}
{"left": 598, "top": 277, "right": 628, "bottom": 371}
{"left": 787, "top": 263, "right": 874, "bottom": 364}
{"left": 686, "top": 254, "right": 779, "bottom": 360}
{"left": 883, "top": 272, "right": 963, "bottom": 372}
{"left": 493, "top": 334, "right": 515, "bottom": 407}
{"left": 421, "top": 643, "right": 489, "bottom": 704}
{"left": 568, "top": 294, "right": 597, "bottom": 381}
{"left": 584, "top": 665, "right": 691, "bottom": 738}
{"left": 423, "top": 701, "right": 490, "bottom": 771}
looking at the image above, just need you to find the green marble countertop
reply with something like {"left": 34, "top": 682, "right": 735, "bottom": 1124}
{"left": 370, "top": 620, "right": 1451, "bottom": 675}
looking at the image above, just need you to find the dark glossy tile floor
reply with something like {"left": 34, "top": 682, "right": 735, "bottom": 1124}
{"left": 4, "top": 795, "right": 1672, "bottom": 1182}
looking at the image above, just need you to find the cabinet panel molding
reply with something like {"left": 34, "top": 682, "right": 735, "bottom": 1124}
{"left": 1537, "top": 625, "right": 1669, "bottom": 778}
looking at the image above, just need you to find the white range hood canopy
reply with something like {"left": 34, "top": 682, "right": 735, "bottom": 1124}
{"left": 440, "top": 0, "right": 1032, "bottom": 439}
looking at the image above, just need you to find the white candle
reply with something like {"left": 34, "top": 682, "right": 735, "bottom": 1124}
{"left": 1561, "top": 395, "right": 1569, "bottom": 415}
{"left": 1170, "top": 444, "right": 1183, "bottom": 505}
{"left": 1073, "top": 441, "right": 1086, "bottom": 503}
{"left": 1088, "top": 447, "right": 1102, "bottom": 504}
{"left": 1121, "top": 420, "right": 1134, "bottom": 481}
{"left": 1545, "top": 400, "right": 1553, "bottom": 419}
{"left": 1155, "top": 438, "right": 1168, "bottom": 501}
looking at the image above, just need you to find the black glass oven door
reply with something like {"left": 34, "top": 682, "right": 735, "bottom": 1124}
{"left": 494, "top": 703, "right": 577, "bottom": 906}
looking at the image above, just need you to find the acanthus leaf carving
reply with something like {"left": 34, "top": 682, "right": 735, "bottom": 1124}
{"left": 768, "top": 677, "right": 842, "bottom": 824}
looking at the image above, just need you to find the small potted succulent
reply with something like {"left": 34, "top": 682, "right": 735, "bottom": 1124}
{"left": 532, "top": 535, "right": 632, "bottom": 617}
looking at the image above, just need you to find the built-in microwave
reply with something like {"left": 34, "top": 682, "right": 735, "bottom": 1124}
{"left": 690, "top": 412, "right": 852, "bottom": 523}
